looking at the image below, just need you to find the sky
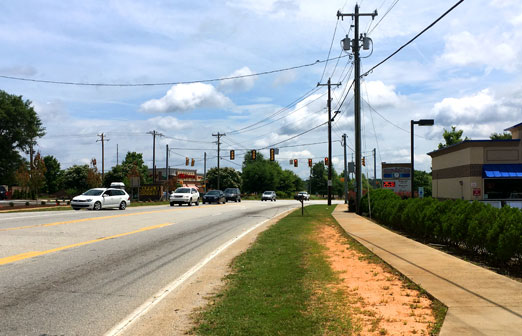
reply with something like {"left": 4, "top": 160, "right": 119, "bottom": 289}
{"left": 1, "top": 0, "right": 522, "bottom": 181}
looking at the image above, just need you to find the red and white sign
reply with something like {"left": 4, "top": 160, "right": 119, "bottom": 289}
{"left": 383, "top": 181, "right": 396, "bottom": 188}
{"left": 473, "top": 188, "right": 481, "bottom": 196}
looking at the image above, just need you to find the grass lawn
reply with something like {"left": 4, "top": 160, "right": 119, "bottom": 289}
{"left": 193, "top": 205, "right": 354, "bottom": 335}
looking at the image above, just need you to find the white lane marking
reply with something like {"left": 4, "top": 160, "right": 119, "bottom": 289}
{"left": 104, "top": 206, "right": 296, "bottom": 336}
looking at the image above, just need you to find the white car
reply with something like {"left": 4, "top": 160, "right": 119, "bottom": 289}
{"left": 261, "top": 191, "right": 276, "bottom": 201}
{"left": 170, "top": 187, "right": 200, "bottom": 206}
{"left": 71, "top": 188, "right": 130, "bottom": 210}
{"left": 296, "top": 191, "right": 310, "bottom": 201}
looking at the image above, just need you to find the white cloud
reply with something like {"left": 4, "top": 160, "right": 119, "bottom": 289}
{"left": 219, "top": 66, "right": 256, "bottom": 92}
{"left": 432, "top": 88, "right": 522, "bottom": 138}
{"left": 362, "top": 81, "right": 403, "bottom": 108}
{"left": 272, "top": 69, "right": 297, "bottom": 87}
{"left": 139, "top": 83, "right": 233, "bottom": 113}
{"left": 439, "top": 31, "right": 519, "bottom": 72}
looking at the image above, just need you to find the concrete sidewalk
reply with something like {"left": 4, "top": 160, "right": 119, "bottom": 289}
{"left": 332, "top": 205, "right": 522, "bottom": 336}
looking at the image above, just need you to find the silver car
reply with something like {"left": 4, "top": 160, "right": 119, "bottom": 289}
{"left": 261, "top": 191, "right": 276, "bottom": 201}
{"left": 71, "top": 188, "right": 130, "bottom": 210}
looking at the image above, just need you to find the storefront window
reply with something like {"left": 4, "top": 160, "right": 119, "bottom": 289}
{"left": 484, "top": 179, "right": 522, "bottom": 199}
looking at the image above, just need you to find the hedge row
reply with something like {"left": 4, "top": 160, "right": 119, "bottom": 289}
{"left": 361, "top": 189, "right": 522, "bottom": 265}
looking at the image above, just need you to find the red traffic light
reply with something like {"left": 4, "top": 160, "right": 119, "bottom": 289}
{"left": 324, "top": 157, "right": 328, "bottom": 166}
{"left": 294, "top": 159, "right": 298, "bottom": 167}
{"left": 308, "top": 158, "right": 312, "bottom": 167}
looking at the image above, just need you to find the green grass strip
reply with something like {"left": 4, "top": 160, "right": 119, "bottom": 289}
{"left": 194, "top": 205, "right": 352, "bottom": 336}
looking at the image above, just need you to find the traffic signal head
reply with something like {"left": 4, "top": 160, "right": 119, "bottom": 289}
{"left": 308, "top": 158, "right": 312, "bottom": 167}
{"left": 324, "top": 157, "right": 328, "bottom": 166}
{"left": 230, "top": 150, "right": 235, "bottom": 160}
{"left": 251, "top": 150, "right": 256, "bottom": 160}
{"left": 191, "top": 158, "right": 195, "bottom": 166}
{"left": 185, "top": 157, "right": 189, "bottom": 166}
{"left": 270, "top": 148, "right": 275, "bottom": 161}
{"left": 362, "top": 157, "right": 366, "bottom": 166}
{"left": 294, "top": 159, "right": 298, "bottom": 167}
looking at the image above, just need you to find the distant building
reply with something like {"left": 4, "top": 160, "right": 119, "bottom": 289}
{"left": 148, "top": 168, "right": 203, "bottom": 190}
{"left": 428, "top": 122, "right": 522, "bottom": 207}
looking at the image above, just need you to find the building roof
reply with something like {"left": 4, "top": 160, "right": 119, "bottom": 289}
{"left": 504, "top": 121, "right": 522, "bottom": 131}
{"left": 427, "top": 139, "right": 520, "bottom": 157}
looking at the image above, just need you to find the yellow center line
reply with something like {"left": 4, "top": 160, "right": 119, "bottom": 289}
{"left": 0, "top": 208, "right": 182, "bottom": 232}
{"left": 0, "top": 222, "right": 174, "bottom": 266}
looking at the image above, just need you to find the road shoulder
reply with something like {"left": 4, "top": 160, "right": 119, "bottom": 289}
{"left": 119, "top": 209, "right": 293, "bottom": 336}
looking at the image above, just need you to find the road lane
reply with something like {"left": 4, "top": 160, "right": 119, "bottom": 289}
{"left": 0, "top": 200, "right": 299, "bottom": 335}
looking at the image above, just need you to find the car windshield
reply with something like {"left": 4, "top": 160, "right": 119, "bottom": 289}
{"left": 207, "top": 190, "right": 219, "bottom": 195}
{"left": 175, "top": 188, "right": 191, "bottom": 193}
{"left": 224, "top": 188, "right": 236, "bottom": 193}
{"left": 82, "top": 189, "right": 104, "bottom": 196}
{"left": 263, "top": 191, "right": 273, "bottom": 195}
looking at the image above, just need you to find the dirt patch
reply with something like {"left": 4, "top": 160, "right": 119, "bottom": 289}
{"left": 317, "top": 224, "right": 436, "bottom": 335}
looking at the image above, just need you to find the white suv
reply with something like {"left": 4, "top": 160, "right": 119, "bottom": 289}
{"left": 170, "top": 187, "right": 200, "bottom": 206}
{"left": 71, "top": 188, "right": 130, "bottom": 210}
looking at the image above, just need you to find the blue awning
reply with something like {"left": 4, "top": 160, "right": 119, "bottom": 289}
{"left": 483, "top": 164, "right": 522, "bottom": 178}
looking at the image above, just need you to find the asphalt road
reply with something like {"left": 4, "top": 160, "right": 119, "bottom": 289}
{"left": 0, "top": 200, "right": 301, "bottom": 335}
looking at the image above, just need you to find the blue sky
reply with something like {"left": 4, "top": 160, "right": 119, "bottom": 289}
{"left": 1, "top": 0, "right": 521, "bottom": 180}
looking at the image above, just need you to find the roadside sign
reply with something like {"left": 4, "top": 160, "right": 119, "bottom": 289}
{"left": 418, "top": 187, "right": 424, "bottom": 198}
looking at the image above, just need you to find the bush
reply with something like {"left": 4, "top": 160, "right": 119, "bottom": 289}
{"left": 41, "top": 201, "right": 46, "bottom": 205}
{"left": 362, "top": 190, "right": 522, "bottom": 266}
{"left": 9, "top": 202, "right": 14, "bottom": 207}
{"left": 25, "top": 201, "right": 30, "bottom": 206}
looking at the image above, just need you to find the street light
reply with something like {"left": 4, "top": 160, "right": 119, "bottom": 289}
{"left": 411, "top": 119, "right": 434, "bottom": 198}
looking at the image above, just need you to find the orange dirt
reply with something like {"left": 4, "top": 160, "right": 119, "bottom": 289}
{"left": 317, "top": 224, "right": 435, "bottom": 336}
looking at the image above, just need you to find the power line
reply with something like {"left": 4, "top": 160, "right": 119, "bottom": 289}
{"left": 367, "top": 0, "right": 401, "bottom": 34}
{"left": 319, "top": 19, "right": 340, "bottom": 83}
{"left": 0, "top": 55, "right": 349, "bottom": 87}
{"left": 362, "top": 0, "right": 465, "bottom": 77}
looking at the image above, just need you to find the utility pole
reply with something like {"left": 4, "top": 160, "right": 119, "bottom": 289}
{"left": 204, "top": 152, "right": 207, "bottom": 193}
{"left": 343, "top": 134, "right": 348, "bottom": 205}
{"left": 97, "top": 133, "right": 110, "bottom": 181}
{"left": 373, "top": 148, "right": 377, "bottom": 188}
{"left": 338, "top": 5, "right": 377, "bottom": 214}
{"left": 166, "top": 144, "right": 169, "bottom": 191}
{"left": 116, "top": 144, "right": 119, "bottom": 166}
{"left": 318, "top": 78, "right": 341, "bottom": 206}
{"left": 147, "top": 130, "right": 164, "bottom": 184}
{"left": 212, "top": 132, "right": 225, "bottom": 190}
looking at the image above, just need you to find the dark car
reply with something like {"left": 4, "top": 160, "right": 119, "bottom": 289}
{"left": 224, "top": 188, "right": 241, "bottom": 202}
{"left": 202, "top": 190, "right": 225, "bottom": 204}
{"left": 0, "top": 186, "right": 6, "bottom": 200}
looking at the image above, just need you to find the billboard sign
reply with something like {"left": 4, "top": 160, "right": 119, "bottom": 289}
{"left": 382, "top": 165, "right": 411, "bottom": 194}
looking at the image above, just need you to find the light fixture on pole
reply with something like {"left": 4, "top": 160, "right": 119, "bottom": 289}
{"left": 411, "top": 119, "right": 434, "bottom": 198}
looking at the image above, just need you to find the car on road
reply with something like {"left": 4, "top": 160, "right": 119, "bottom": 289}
{"left": 71, "top": 188, "right": 130, "bottom": 210}
{"left": 295, "top": 191, "right": 310, "bottom": 201}
{"left": 0, "top": 186, "right": 7, "bottom": 200}
{"left": 224, "top": 188, "right": 241, "bottom": 202}
{"left": 170, "top": 187, "right": 200, "bottom": 206}
{"left": 261, "top": 191, "right": 276, "bottom": 202}
{"left": 202, "top": 190, "right": 225, "bottom": 204}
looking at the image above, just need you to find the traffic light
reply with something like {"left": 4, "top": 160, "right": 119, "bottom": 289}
{"left": 185, "top": 157, "right": 189, "bottom": 166}
{"left": 362, "top": 157, "right": 366, "bottom": 166}
{"left": 308, "top": 158, "right": 312, "bottom": 167}
{"left": 294, "top": 159, "right": 298, "bottom": 167}
{"left": 324, "top": 157, "right": 328, "bottom": 166}
{"left": 230, "top": 150, "right": 235, "bottom": 160}
{"left": 191, "top": 158, "right": 195, "bottom": 166}
{"left": 251, "top": 150, "right": 256, "bottom": 160}
{"left": 270, "top": 148, "right": 275, "bottom": 161}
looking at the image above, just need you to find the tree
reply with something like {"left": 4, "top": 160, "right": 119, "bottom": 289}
{"left": 29, "top": 152, "right": 47, "bottom": 198}
{"left": 86, "top": 158, "right": 102, "bottom": 189}
{"left": 438, "top": 126, "right": 469, "bottom": 149}
{"left": 14, "top": 162, "right": 30, "bottom": 198}
{"left": 0, "top": 90, "right": 45, "bottom": 185}
{"left": 43, "top": 155, "right": 62, "bottom": 194}
{"left": 490, "top": 132, "right": 512, "bottom": 140}
{"left": 61, "top": 165, "right": 93, "bottom": 196}
{"left": 206, "top": 167, "right": 242, "bottom": 190}
{"left": 103, "top": 152, "right": 151, "bottom": 187}
{"left": 413, "top": 170, "right": 432, "bottom": 197}
{"left": 310, "top": 162, "right": 328, "bottom": 196}
{"left": 241, "top": 152, "right": 282, "bottom": 194}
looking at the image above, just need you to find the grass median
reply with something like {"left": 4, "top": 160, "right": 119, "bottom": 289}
{"left": 193, "top": 204, "right": 445, "bottom": 336}
{"left": 193, "top": 205, "right": 354, "bottom": 335}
